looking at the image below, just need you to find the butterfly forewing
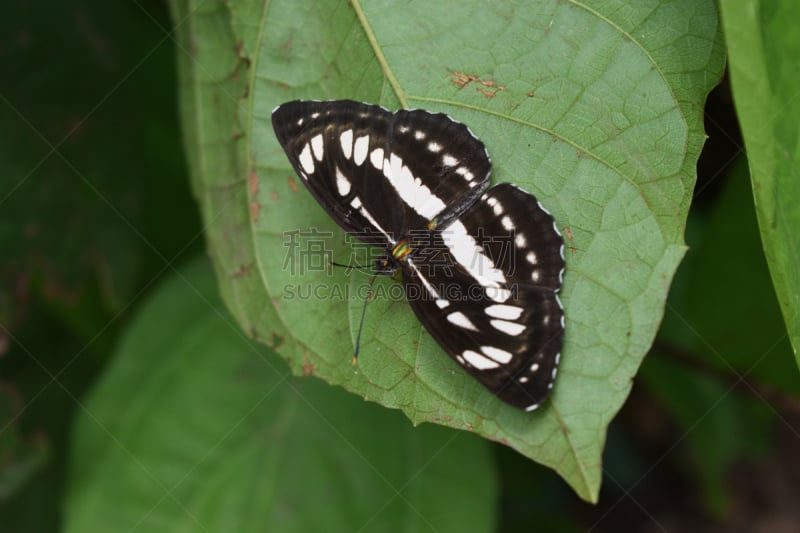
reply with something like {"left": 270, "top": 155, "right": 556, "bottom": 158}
{"left": 271, "top": 100, "right": 492, "bottom": 246}
{"left": 404, "top": 184, "right": 565, "bottom": 410}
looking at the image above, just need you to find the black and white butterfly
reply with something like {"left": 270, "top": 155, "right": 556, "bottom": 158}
{"left": 272, "top": 100, "right": 565, "bottom": 411}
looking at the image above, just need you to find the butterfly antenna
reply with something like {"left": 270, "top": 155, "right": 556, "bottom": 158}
{"left": 330, "top": 260, "right": 372, "bottom": 274}
{"left": 352, "top": 273, "right": 378, "bottom": 365}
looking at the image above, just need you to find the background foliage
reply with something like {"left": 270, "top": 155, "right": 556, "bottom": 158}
{"left": 1, "top": 0, "right": 799, "bottom": 531}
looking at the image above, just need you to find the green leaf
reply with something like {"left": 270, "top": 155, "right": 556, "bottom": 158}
{"left": 661, "top": 157, "right": 798, "bottom": 392}
{"left": 63, "top": 258, "right": 495, "bottom": 532}
{"left": 172, "top": 0, "right": 724, "bottom": 501}
{"left": 720, "top": 1, "right": 800, "bottom": 362}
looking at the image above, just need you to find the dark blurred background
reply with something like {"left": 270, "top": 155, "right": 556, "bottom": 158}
{"left": 2, "top": 1, "right": 798, "bottom": 532}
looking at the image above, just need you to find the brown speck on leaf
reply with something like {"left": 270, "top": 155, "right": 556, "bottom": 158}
{"left": 271, "top": 191, "right": 280, "bottom": 200}
{"left": 234, "top": 40, "right": 252, "bottom": 66}
{"left": 287, "top": 175, "right": 298, "bottom": 192}
{"left": 450, "top": 70, "right": 505, "bottom": 94}
{"left": 527, "top": 91, "right": 536, "bottom": 97}
{"left": 250, "top": 201, "right": 260, "bottom": 221}
{"left": 478, "top": 88, "right": 496, "bottom": 98}
{"left": 231, "top": 263, "right": 251, "bottom": 279}
{"left": 451, "top": 70, "right": 471, "bottom": 88}
{"left": 303, "top": 362, "right": 315, "bottom": 376}
{"left": 249, "top": 168, "right": 259, "bottom": 195}
{"left": 563, "top": 226, "right": 577, "bottom": 255}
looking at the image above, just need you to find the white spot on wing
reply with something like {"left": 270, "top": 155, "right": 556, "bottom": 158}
{"left": 526, "top": 251, "right": 537, "bottom": 264}
{"left": 525, "top": 402, "right": 540, "bottom": 412}
{"left": 370, "top": 148, "right": 385, "bottom": 169}
{"left": 382, "top": 152, "right": 446, "bottom": 219}
{"left": 435, "top": 299, "right": 450, "bottom": 309}
{"left": 485, "top": 304, "right": 524, "bottom": 320}
{"left": 299, "top": 143, "right": 314, "bottom": 174}
{"left": 428, "top": 141, "right": 442, "bottom": 152}
{"left": 501, "top": 215, "right": 514, "bottom": 230}
{"left": 441, "top": 221, "right": 506, "bottom": 287}
{"left": 350, "top": 196, "right": 362, "bottom": 209}
{"left": 414, "top": 130, "right": 426, "bottom": 140}
{"left": 462, "top": 350, "right": 499, "bottom": 370}
{"left": 442, "top": 154, "right": 458, "bottom": 167}
{"left": 481, "top": 346, "right": 513, "bottom": 364}
{"left": 353, "top": 135, "right": 369, "bottom": 165}
{"left": 491, "top": 319, "right": 525, "bottom": 336}
{"left": 310, "top": 134, "right": 324, "bottom": 160}
{"left": 447, "top": 311, "right": 478, "bottom": 331}
{"left": 335, "top": 167, "right": 351, "bottom": 196}
{"left": 493, "top": 202, "right": 503, "bottom": 216}
{"left": 515, "top": 233, "right": 527, "bottom": 247}
{"left": 340, "top": 129, "right": 353, "bottom": 159}
{"left": 407, "top": 259, "right": 440, "bottom": 299}
{"left": 485, "top": 286, "right": 511, "bottom": 303}
{"left": 359, "top": 206, "right": 394, "bottom": 244}
{"left": 530, "top": 363, "right": 540, "bottom": 372}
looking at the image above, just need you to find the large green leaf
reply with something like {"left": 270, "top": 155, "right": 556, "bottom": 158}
{"left": 172, "top": 0, "right": 724, "bottom": 501}
{"left": 720, "top": 1, "right": 800, "bottom": 363}
{"left": 64, "top": 258, "right": 495, "bottom": 532}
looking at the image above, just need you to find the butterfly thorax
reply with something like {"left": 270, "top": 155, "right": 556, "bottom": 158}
{"left": 375, "top": 233, "right": 425, "bottom": 275}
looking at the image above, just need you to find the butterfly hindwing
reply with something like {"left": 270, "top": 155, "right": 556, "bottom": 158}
{"left": 403, "top": 184, "right": 565, "bottom": 410}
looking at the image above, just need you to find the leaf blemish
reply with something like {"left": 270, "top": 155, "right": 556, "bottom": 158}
{"left": 249, "top": 168, "right": 259, "bottom": 195}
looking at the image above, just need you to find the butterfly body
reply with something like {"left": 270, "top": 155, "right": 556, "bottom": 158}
{"left": 272, "top": 100, "right": 565, "bottom": 411}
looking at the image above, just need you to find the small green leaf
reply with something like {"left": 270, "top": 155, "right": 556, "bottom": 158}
{"left": 720, "top": 0, "right": 800, "bottom": 363}
{"left": 63, "top": 258, "right": 495, "bottom": 532}
{"left": 173, "top": 0, "right": 724, "bottom": 501}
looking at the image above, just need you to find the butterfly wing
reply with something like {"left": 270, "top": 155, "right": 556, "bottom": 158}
{"left": 271, "top": 100, "right": 491, "bottom": 245}
{"left": 403, "top": 183, "right": 565, "bottom": 411}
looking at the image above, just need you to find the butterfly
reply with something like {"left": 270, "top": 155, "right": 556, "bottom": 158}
{"left": 272, "top": 100, "right": 565, "bottom": 411}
